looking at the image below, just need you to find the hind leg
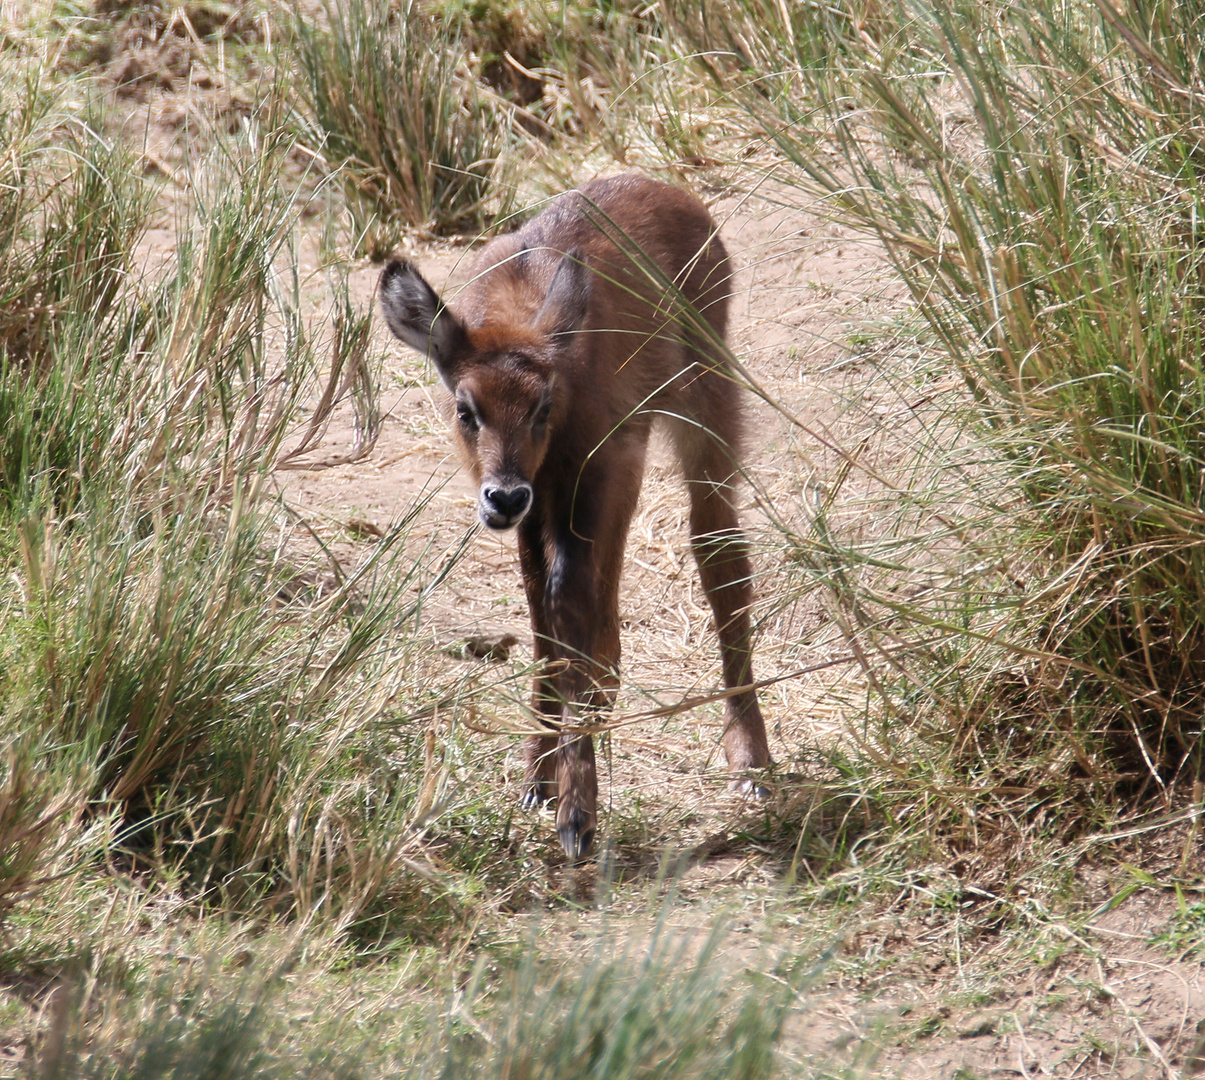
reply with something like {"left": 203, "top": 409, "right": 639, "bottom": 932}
{"left": 670, "top": 416, "right": 771, "bottom": 780}
{"left": 522, "top": 733, "right": 558, "bottom": 810}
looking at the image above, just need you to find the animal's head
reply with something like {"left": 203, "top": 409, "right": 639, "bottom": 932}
{"left": 378, "top": 251, "right": 589, "bottom": 531}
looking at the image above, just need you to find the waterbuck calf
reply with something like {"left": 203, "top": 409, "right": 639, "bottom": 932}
{"left": 379, "top": 174, "right": 770, "bottom": 858}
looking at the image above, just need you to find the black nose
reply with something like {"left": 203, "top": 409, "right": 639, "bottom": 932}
{"left": 483, "top": 485, "right": 531, "bottom": 519}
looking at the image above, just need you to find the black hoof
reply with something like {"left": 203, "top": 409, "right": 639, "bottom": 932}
{"left": 730, "top": 777, "right": 771, "bottom": 800}
{"left": 521, "top": 785, "right": 553, "bottom": 811}
{"left": 518, "top": 776, "right": 554, "bottom": 810}
{"left": 557, "top": 810, "right": 595, "bottom": 861}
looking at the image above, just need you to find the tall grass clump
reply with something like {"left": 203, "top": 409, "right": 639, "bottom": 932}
{"left": 0, "top": 74, "right": 149, "bottom": 509}
{"left": 531, "top": 2, "right": 730, "bottom": 174}
{"left": 0, "top": 74, "right": 148, "bottom": 369}
{"left": 448, "top": 0, "right": 738, "bottom": 178}
{"left": 27, "top": 912, "right": 807, "bottom": 1079}
{"left": 407, "top": 917, "right": 798, "bottom": 1080}
{"left": 0, "top": 65, "right": 468, "bottom": 930}
{"left": 660, "top": 0, "right": 886, "bottom": 121}
{"left": 0, "top": 66, "right": 147, "bottom": 916}
{"left": 722, "top": 0, "right": 1205, "bottom": 806}
{"left": 289, "top": 0, "right": 517, "bottom": 252}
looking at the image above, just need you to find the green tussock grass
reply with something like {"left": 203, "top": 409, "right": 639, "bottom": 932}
{"left": 686, "top": 0, "right": 1205, "bottom": 828}
{"left": 21, "top": 901, "right": 806, "bottom": 1080}
{"left": 0, "top": 61, "right": 480, "bottom": 936}
{"left": 288, "top": 0, "right": 520, "bottom": 253}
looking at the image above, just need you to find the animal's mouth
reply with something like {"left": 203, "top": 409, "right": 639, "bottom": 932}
{"left": 479, "top": 507, "right": 528, "bottom": 530}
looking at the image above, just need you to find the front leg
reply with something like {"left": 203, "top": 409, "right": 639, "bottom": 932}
{"left": 541, "top": 531, "right": 606, "bottom": 860}
{"left": 516, "top": 507, "right": 611, "bottom": 850}
{"left": 555, "top": 729, "right": 597, "bottom": 860}
{"left": 518, "top": 515, "right": 559, "bottom": 809}
{"left": 543, "top": 460, "right": 641, "bottom": 859}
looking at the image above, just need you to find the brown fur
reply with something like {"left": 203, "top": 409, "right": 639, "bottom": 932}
{"left": 379, "top": 174, "right": 771, "bottom": 859}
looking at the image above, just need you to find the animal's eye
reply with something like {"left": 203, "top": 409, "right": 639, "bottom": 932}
{"left": 457, "top": 404, "right": 479, "bottom": 432}
{"left": 532, "top": 402, "right": 551, "bottom": 428}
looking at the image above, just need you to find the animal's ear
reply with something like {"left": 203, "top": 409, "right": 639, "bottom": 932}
{"left": 379, "top": 260, "right": 466, "bottom": 386}
{"left": 534, "top": 248, "right": 590, "bottom": 340}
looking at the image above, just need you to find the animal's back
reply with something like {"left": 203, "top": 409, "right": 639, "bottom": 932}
{"left": 462, "top": 175, "right": 734, "bottom": 435}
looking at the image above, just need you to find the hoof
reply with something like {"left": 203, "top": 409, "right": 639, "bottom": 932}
{"left": 557, "top": 808, "right": 595, "bottom": 862}
{"left": 520, "top": 786, "right": 552, "bottom": 811}
{"left": 730, "top": 777, "right": 771, "bottom": 800}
